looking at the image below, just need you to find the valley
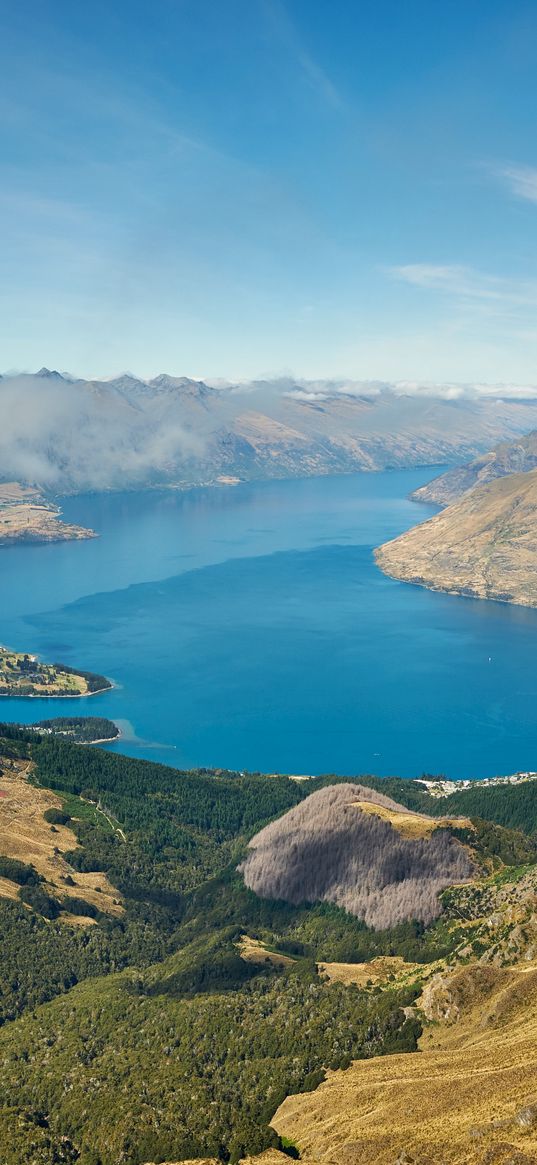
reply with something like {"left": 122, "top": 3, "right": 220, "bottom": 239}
{"left": 5, "top": 470, "right": 537, "bottom": 780}
{"left": 3, "top": 394, "right": 537, "bottom": 1164}
{"left": 6, "top": 5, "right": 537, "bottom": 1163}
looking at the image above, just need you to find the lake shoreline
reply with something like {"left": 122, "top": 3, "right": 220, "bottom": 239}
{"left": 4, "top": 468, "right": 537, "bottom": 780}
{"left": 0, "top": 683, "right": 113, "bottom": 698}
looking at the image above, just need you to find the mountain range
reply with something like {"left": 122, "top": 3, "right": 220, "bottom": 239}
{"left": 5, "top": 369, "right": 537, "bottom": 495}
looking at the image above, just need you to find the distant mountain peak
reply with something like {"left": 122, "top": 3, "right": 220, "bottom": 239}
{"left": 35, "top": 367, "right": 66, "bottom": 381}
{"left": 149, "top": 374, "right": 213, "bottom": 397}
{"left": 104, "top": 374, "right": 148, "bottom": 391}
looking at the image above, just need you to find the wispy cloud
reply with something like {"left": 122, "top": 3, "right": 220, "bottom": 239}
{"left": 389, "top": 263, "right": 537, "bottom": 308}
{"left": 261, "top": 0, "right": 344, "bottom": 111}
{"left": 494, "top": 163, "right": 537, "bottom": 204}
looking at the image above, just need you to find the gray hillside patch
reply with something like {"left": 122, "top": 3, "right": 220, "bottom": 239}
{"left": 239, "top": 783, "right": 475, "bottom": 930}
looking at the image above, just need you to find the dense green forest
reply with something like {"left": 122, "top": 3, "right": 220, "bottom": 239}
{"left": 2, "top": 723, "right": 537, "bottom": 1162}
{"left": 32, "top": 716, "right": 120, "bottom": 742}
{"left": 0, "top": 944, "right": 419, "bottom": 1165}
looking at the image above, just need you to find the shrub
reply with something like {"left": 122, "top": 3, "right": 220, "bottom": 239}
{"left": 44, "top": 808, "right": 70, "bottom": 826}
{"left": 19, "top": 885, "right": 61, "bottom": 919}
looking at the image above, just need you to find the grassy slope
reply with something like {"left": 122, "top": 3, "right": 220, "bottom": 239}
{"left": 272, "top": 960, "right": 537, "bottom": 1165}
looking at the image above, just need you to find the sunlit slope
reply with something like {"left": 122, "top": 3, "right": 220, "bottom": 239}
{"left": 0, "top": 480, "right": 95, "bottom": 545}
{"left": 271, "top": 962, "right": 537, "bottom": 1165}
{"left": 376, "top": 467, "right": 537, "bottom": 606}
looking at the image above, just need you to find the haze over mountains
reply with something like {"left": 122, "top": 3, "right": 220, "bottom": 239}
{"left": 5, "top": 368, "right": 537, "bottom": 494}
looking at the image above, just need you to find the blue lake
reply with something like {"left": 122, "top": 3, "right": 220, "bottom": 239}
{"left": 1, "top": 468, "right": 537, "bottom": 780}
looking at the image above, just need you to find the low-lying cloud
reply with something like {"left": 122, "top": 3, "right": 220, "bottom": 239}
{"left": 3, "top": 368, "right": 537, "bottom": 495}
{"left": 0, "top": 373, "right": 205, "bottom": 492}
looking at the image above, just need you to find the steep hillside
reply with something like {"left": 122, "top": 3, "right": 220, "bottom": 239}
{"left": 271, "top": 962, "right": 537, "bottom": 1165}
{"left": 376, "top": 467, "right": 537, "bottom": 606}
{"left": 240, "top": 783, "right": 475, "bottom": 927}
{"left": 413, "top": 428, "right": 537, "bottom": 506}
{"left": 267, "top": 864, "right": 537, "bottom": 1164}
{"left": 239, "top": 865, "right": 537, "bottom": 1165}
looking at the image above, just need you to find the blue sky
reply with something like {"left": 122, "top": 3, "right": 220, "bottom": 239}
{"left": 2, "top": 0, "right": 537, "bottom": 382}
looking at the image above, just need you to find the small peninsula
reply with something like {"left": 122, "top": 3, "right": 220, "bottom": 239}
{"left": 0, "top": 482, "right": 95, "bottom": 547}
{"left": 0, "top": 648, "right": 112, "bottom": 697}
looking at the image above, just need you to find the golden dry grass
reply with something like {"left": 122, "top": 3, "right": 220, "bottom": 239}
{"left": 0, "top": 759, "right": 122, "bottom": 921}
{"left": 238, "top": 935, "right": 296, "bottom": 968}
{"left": 352, "top": 799, "right": 473, "bottom": 839}
{"left": 0, "top": 484, "right": 94, "bottom": 546}
{"left": 0, "top": 874, "right": 21, "bottom": 902}
{"left": 376, "top": 465, "right": 537, "bottom": 608}
{"left": 240, "top": 1155, "right": 301, "bottom": 1164}
{"left": 0, "top": 481, "right": 39, "bottom": 503}
{"left": 270, "top": 963, "right": 537, "bottom": 1164}
{"left": 318, "top": 956, "right": 419, "bottom": 987}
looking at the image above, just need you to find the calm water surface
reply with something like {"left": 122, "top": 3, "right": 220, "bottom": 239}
{"left": 1, "top": 469, "right": 537, "bottom": 779}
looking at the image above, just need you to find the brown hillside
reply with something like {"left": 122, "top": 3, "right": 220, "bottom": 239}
{"left": 376, "top": 467, "right": 537, "bottom": 606}
{"left": 0, "top": 481, "right": 95, "bottom": 546}
{"left": 240, "top": 783, "right": 474, "bottom": 929}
